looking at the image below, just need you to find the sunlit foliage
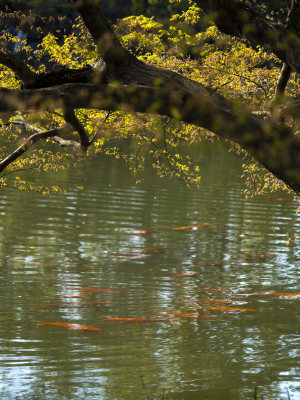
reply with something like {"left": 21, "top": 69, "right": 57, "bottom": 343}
{"left": 0, "top": 1, "right": 299, "bottom": 196}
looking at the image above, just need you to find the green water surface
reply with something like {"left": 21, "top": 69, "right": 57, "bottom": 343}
{"left": 0, "top": 141, "right": 299, "bottom": 399}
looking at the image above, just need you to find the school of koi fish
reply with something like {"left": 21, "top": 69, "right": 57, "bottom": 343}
{"left": 37, "top": 224, "right": 299, "bottom": 332}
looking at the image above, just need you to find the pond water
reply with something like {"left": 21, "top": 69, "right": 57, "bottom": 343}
{"left": 0, "top": 141, "right": 299, "bottom": 400}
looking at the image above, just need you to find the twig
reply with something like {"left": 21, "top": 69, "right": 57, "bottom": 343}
{"left": 89, "top": 110, "right": 112, "bottom": 145}
{"left": 0, "top": 166, "right": 35, "bottom": 177}
{"left": 200, "top": 65, "right": 268, "bottom": 97}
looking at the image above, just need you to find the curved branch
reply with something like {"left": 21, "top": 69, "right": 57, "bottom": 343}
{"left": 63, "top": 96, "right": 90, "bottom": 150}
{"left": 70, "top": 0, "right": 133, "bottom": 77}
{"left": 0, "top": 50, "right": 36, "bottom": 86}
{"left": 0, "top": 125, "right": 70, "bottom": 173}
{"left": 0, "top": 81, "right": 299, "bottom": 194}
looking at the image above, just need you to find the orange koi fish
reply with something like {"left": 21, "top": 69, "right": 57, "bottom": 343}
{"left": 166, "top": 311, "right": 215, "bottom": 319}
{"left": 268, "top": 292, "right": 300, "bottom": 297}
{"left": 234, "top": 291, "right": 300, "bottom": 297}
{"left": 72, "top": 287, "right": 121, "bottom": 294}
{"left": 201, "top": 306, "right": 256, "bottom": 312}
{"left": 170, "top": 272, "right": 199, "bottom": 279}
{"left": 173, "top": 223, "right": 217, "bottom": 231}
{"left": 179, "top": 298, "right": 234, "bottom": 304}
{"left": 103, "top": 317, "right": 170, "bottom": 322}
{"left": 37, "top": 321, "right": 102, "bottom": 331}
{"left": 133, "top": 228, "right": 157, "bottom": 235}
{"left": 241, "top": 253, "right": 275, "bottom": 260}
{"left": 264, "top": 194, "right": 288, "bottom": 201}
{"left": 37, "top": 301, "right": 112, "bottom": 308}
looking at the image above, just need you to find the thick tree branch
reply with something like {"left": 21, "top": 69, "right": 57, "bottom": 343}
{"left": 63, "top": 96, "right": 90, "bottom": 150}
{"left": 27, "top": 65, "right": 95, "bottom": 89}
{"left": 70, "top": 0, "right": 134, "bottom": 78}
{"left": 270, "top": 63, "right": 292, "bottom": 109}
{"left": 275, "top": 63, "right": 292, "bottom": 98}
{"left": 0, "top": 82, "right": 299, "bottom": 194}
{"left": 0, "top": 50, "right": 37, "bottom": 86}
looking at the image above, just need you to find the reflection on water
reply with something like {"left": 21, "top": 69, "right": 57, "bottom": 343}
{"left": 0, "top": 141, "right": 299, "bottom": 399}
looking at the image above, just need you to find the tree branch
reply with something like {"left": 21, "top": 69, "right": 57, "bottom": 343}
{"left": 0, "top": 125, "right": 70, "bottom": 173}
{"left": 70, "top": 0, "right": 134, "bottom": 78}
{"left": 63, "top": 96, "right": 90, "bottom": 150}
{"left": 0, "top": 50, "right": 37, "bottom": 86}
{"left": 270, "top": 63, "right": 292, "bottom": 108}
{"left": 286, "top": 0, "right": 300, "bottom": 31}
{"left": 51, "top": 136, "right": 82, "bottom": 149}
{"left": 89, "top": 110, "right": 112, "bottom": 145}
{"left": 0, "top": 81, "right": 299, "bottom": 194}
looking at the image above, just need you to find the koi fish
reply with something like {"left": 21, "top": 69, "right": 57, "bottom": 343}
{"left": 119, "top": 254, "right": 151, "bottom": 262}
{"left": 166, "top": 311, "right": 215, "bottom": 319}
{"left": 282, "top": 220, "right": 294, "bottom": 226}
{"left": 37, "top": 301, "right": 112, "bottom": 308}
{"left": 71, "top": 287, "right": 121, "bottom": 294}
{"left": 234, "top": 291, "right": 300, "bottom": 297}
{"left": 172, "top": 223, "right": 217, "bottom": 231}
{"left": 103, "top": 317, "right": 170, "bottom": 322}
{"left": 56, "top": 293, "right": 86, "bottom": 298}
{"left": 241, "top": 253, "right": 275, "bottom": 260}
{"left": 201, "top": 306, "right": 256, "bottom": 312}
{"left": 264, "top": 194, "right": 289, "bottom": 201}
{"left": 133, "top": 228, "right": 157, "bottom": 235}
{"left": 179, "top": 298, "right": 234, "bottom": 304}
{"left": 37, "top": 321, "right": 102, "bottom": 331}
{"left": 268, "top": 292, "right": 300, "bottom": 297}
{"left": 169, "top": 272, "right": 199, "bottom": 279}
